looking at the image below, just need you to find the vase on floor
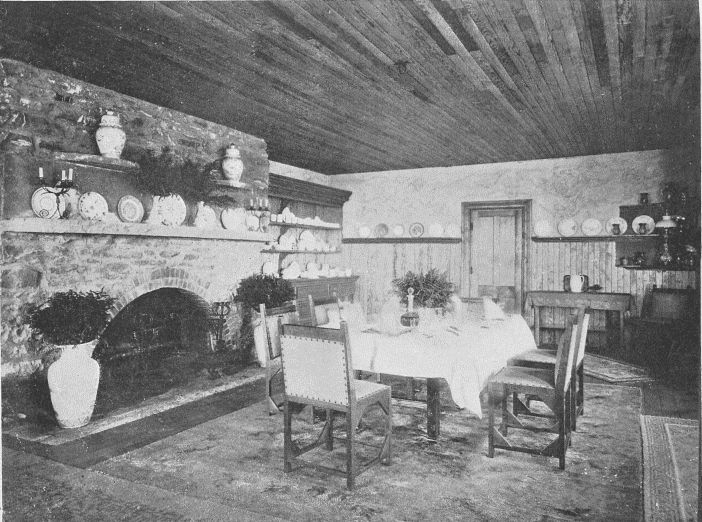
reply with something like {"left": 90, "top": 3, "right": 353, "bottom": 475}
{"left": 47, "top": 340, "right": 100, "bottom": 428}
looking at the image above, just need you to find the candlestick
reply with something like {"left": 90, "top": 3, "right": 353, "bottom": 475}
{"left": 68, "top": 168, "right": 73, "bottom": 181}
{"left": 61, "top": 170, "right": 66, "bottom": 181}
{"left": 38, "top": 167, "right": 44, "bottom": 179}
{"left": 407, "top": 287, "right": 414, "bottom": 312}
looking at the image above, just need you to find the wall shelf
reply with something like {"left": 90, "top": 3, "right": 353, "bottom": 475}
{"left": 261, "top": 248, "right": 340, "bottom": 254}
{"left": 531, "top": 235, "right": 660, "bottom": 242}
{"left": 617, "top": 264, "right": 696, "bottom": 272}
{"left": 0, "top": 218, "right": 273, "bottom": 242}
{"left": 52, "top": 152, "right": 139, "bottom": 172}
{"left": 343, "top": 237, "right": 461, "bottom": 244}
{"left": 269, "top": 221, "right": 341, "bottom": 231}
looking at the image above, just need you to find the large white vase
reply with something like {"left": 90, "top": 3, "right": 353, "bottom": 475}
{"left": 95, "top": 111, "right": 126, "bottom": 159}
{"left": 221, "top": 144, "right": 244, "bottom": 184}
{"left": 47, "top": 340, "right": 100, "bottom": 428}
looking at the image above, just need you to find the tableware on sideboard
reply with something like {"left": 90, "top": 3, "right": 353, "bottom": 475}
{"left": 581, "top": 218, "right": 602, "bottom": 236}
{"left": 557, "top": 218, "right": 578, "bottom": 237}
{"left": 408, "top": 222, "right": 424, "bottom": 237}
{"left": 605, "top": 217, "right": 627, "bottom": 235}
{"left": 632, "top": 215, "right": 655, "bottom": 235}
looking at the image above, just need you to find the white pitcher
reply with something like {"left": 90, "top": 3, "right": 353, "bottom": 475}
{"left": 570, "top": 275, "right": 586, "bottom": 293}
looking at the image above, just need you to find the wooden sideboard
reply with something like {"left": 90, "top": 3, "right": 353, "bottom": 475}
{"left": 526, "top": 291, "right": 632, "bottom": 351}
{"left": 288, "top": 276, "right": 359, "bottom": 302}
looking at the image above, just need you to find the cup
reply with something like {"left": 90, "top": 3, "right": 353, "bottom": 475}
{"left": 611, "top": 223, "right": 621, "bottom": 235}
{"left": 638, "top": 223, "right": 648, "bottom": 235}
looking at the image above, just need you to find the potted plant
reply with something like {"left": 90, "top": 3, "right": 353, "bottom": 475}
{"left": 233, "top": 274, "right": 295, "bottom": 365}
{"left": 27, "top": 289, "right": 115, "bottom": 428}
{"left": 392, "top": 269, "right": 455, "bottom": 324}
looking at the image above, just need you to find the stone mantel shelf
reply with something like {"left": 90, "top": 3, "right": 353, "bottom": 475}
{"left": 0, "top": 218, "right": 273, "bottom": 242}
{"left": 51, "top": 152, "right": 139, "bottom": 172}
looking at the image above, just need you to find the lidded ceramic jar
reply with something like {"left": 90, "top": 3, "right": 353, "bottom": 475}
{"left": 95, "top": 111, "right": 126, "bottom": 159}
{"left": 221, "top": 144, "right": 244, "bottom": 183}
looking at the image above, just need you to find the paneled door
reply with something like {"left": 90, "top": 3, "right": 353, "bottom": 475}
{"left": 461, "top": 201, "right": 530, "bottom": 313}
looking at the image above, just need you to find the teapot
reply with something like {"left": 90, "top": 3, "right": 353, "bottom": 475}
{"left": 563, "top": 274, "right": 589, "bottom": 293}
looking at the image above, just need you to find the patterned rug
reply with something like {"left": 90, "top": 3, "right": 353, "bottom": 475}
{"left": 584, "top": 353, "right": 656, "bottom": 384}
{"left": 641, "top": 415, "right": 699, "bottom": 521}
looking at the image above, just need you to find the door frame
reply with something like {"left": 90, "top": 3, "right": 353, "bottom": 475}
{"left": 460, "top": 200, "right": 532, "bottom": 313}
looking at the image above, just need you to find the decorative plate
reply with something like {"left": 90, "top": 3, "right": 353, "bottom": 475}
{"left": 221, "top": 207, "right": 247, "bottom": 230}
{"left": 445, "top": 223, "right": 460, "bottom": 237}
{"left": 374, "top": 223, "right": 389, "bottom": 237}
{"left": 78, "top": 191, "right": 109, "bottom": 221}
{"left": 31, "top": 187, "right": 66, "bottom": 219}
{"left": 632, "top": 215, "right": 655, "bottom": 235}
{"left": 153, "top": 194, "right": 187, "bottom": 226}
{"left": 298, "top": 230, "right": 316, "bottom": 250}
{"left": 358, "top": 225, "right": 371, "bottom": 238}
{"left": 534, "top": 220, "right": 553, "bottom": 237}
{"left": 282, "top": 261, "right": 301, "bottom": 279}
{"left": 557, "top": 218, "right": 578, "bottom": 237}
{"left": 605, "top": 217, "right": 627, "bottom": 235}
{"left": 581, "top": 218, "right": 602, "bottom": 236}
{"left": 409, "top": 222, "right": 424, "bottom": 237}
{"left": 117, "top": 195, "right": 145, "bottom": 223}
{"left": 261, "top": 261, "right": 277, "bottom": 276}
{"left": 392, "top": 224, "right": 405, "bottom": 237}
{"left": 192, "top": 202, "right": 217, "bottom": 229}
{"left": 245, "top": 214, "right": 260, "bottom": 231}
{"left": 428, "top": 223, "right": 444, "bottom": 237}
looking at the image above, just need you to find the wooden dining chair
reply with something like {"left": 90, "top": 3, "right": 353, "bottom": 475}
{"left": 257, "top": 302, "right": 298, "bottom": 415}
{"left": 507, "top": 309, "right": 591, "bottom": 429}
{"left": 280, "top": 321, "right": 392, "bottom": 489}
{"left": 487, "top": 308, "right": 586, "bottom": 469}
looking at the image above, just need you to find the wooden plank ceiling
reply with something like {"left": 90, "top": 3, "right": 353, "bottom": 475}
{"left": 0, "top": 1, "right": 699, "bottom": 174}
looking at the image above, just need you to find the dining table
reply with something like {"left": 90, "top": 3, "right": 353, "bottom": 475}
{"left": 348, "top": 313, "right": 537, "bottom": 440}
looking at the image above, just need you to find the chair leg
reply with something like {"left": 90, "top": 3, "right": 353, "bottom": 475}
{"left": 488, "top": 393, "right": 495, "bottom": 458}
{"left": 570, "top": 378, "right": 577, "bottom": 432}
{"left": 383, "top": 395, "right": 392, "bottom": 464}
{"left": 500, "top": 394, "right": 509, "bottom": 437}
{"left": 578, "top": 364, "right": 584, "bottom": 416}
{"left": 325, "top": 409, "right": 334, "bottom": 450}
{"left": 346, "top": 412, "right": 356, "bottom": 489}
{"left": 283, "top": 401, "right": 293, "bottom": 473}
{"left": 558, "top": 396, "right": 567, "bottom": 470}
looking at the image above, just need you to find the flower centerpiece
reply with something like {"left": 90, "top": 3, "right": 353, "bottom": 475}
{"left": 26, "top": 289, "right": 115, "bottom": 428}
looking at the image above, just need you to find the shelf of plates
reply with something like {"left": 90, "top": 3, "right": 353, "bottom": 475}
{"left": 0, "top": 217, "right": 272, "bottom": 242}
{"left": 343, "top": 237, "right": 461, "bottom": 244}
{"left": 531, "top": 235, "right": 661, "bottom": 242}
{"left": 264, "top": 175, "right": 356, "bottom": 295}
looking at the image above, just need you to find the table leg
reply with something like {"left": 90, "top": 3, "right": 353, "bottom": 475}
{"left": 426, "top": 378, "right": 440, "bottom": 440}
{"left": 533, "top": 305, "right": 541, "bottom": 345}
{"left": 619, "top": 311, "right": 625, "bottom": 353}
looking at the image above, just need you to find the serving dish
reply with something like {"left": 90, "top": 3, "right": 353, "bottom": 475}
{"left": 605, "top": 217, "right": 627, "bottom": 235}
{"left": 581, "top": 218, "right": 602, "bottom": 236}
{"left": 221, "top": 207, "right": 247, "bottom": 230}
{"left": 408, "top": 222, "right": 424, "bottom": 237}
{"left": 392, "top": 224, "right": 405, "bottom": 237}
{"left": 374, "top": 223, "right": 389, "bottom": 237}
{"left": 358, "top": 225, "right": 371, "bottom": 238}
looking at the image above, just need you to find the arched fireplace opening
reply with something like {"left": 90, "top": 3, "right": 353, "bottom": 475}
{"left": 92, "top": 287, "right": 230, "bottom": 418}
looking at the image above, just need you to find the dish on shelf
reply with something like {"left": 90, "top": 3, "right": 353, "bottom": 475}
{"left": 78, "top": 191, "right": 109, "bottom": 221}
{"left": 261, "top": 261, "right": 277, "bottom": 276}
{"left": 31, "top": 187, "right": 67, "bottom": 219}
{"left": 445, "top": 223, "right": 460, "bottom": 237}
{"left": 374, "top": 223, "right": 389, "bottom": 237}
{"left": 392, "top": 224, "right": 405, "bottom": 237}
{"left": 150, "top": 194, "right": 187, "bottom": 226}
{"left": 557, "top": 218, "right": 578, "bottom": 237}
{"left": 282, "top": 261, "right": 301, "bottom": 279}
{"left": 581, "top": 218, "right": 602, "bottom": 236}
{"left": 278, "top": 229, "right": 298, "bottom": 250}
{"left": 534, "top": 220, "right": 553, "bottom": 237}
{"left": 409, "top": 222, "right": 424, "bottom": 237}
{"left": 245, "top": 214, "right": 260, "bottom": 231}
{"left": 428, "top": 223, "right": 444, "bottom": 237}
{"left": 117, "top": 195, "right": 145, "bottom": 224}
{"left": 358, "top": 225, "right": 371, "bottom": 238}
{"left": 632, "top": 215, "right": 655, "bottom": 235}
{"left": 605, "top": 216, "right": 627, "bottom": 235}
{"left": 221, "top": 207, "right": 247, "bottom": 230}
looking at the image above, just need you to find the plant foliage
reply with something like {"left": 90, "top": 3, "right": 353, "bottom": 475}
{"left": 233, "top": 274, "right": 295, "bottom": 311}
{"left": 27, "top": 290, "right": 115, "bottom": 346}
{"left": 392, "top": 269, "right": 455, "bottom": 309}
{"left": 128, "top": 147, "right": 215, "bottom": 199}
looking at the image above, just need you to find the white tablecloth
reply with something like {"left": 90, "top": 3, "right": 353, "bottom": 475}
{"left": 349, "top": 315, "right": 537, "bottom": 418}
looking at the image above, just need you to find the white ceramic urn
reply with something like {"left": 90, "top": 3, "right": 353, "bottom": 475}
{"left": 95, "top": 111, "right": 126, "bottom": 159}
{"left": 221, "top": 144, "right": 244, "bottom": 183}
{"left": 47, "top": 341, "right": 100, "bottom": 428}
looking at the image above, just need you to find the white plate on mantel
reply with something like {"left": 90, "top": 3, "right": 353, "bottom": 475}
{"left": 31, "top": 187, "right": 66, "bottom": 219}
{"left": 605, "top": 216, "right": 627, "bottom": 235}
{"left": 581, "top": 218, "right": 602, "bottom": 236}
{"left": 78, "top": 191, "right": 109, "bottom": 221}
{"left": 557, "top": 218, "right": 578, "bottom": 237}
{"left": 632, "top": 215, "right": 655, "bottom": 235}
